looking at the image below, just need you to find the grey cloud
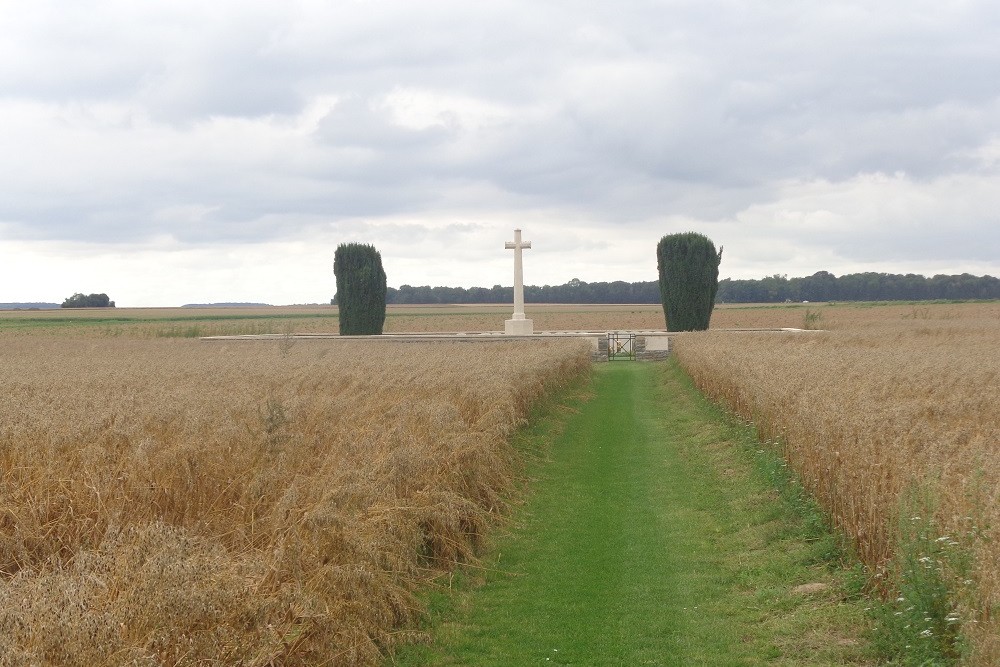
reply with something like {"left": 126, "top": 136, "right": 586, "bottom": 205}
{"left": 313, "top": 96, "right": 453, "bottom": 149}
{"left": 2, "top": 0, "right": 999, "bottom": 284}
{"left": 1, "top": 3, "right": 300, "bottom": 119}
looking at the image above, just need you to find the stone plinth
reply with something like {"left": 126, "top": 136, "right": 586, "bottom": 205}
{"left": 504, "top": 318, "right": 534, "bottom": 335}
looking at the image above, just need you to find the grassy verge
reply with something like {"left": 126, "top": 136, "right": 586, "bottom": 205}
{"left": 389, "top": 361, "right": 876, "bottom": 666}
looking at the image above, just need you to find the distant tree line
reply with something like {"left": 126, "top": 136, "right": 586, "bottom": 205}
{"left": 0, "top": 303, "right": 60, "bottom": 310}
{"left": 384, "top": 279, "right": 661, "bottom": 305}
{"left": 61, "top": 293, "right": 115, "bottom": 308}
{"left": 716, "top": 272, "right": 1000, "bottom": 303}
{"left": 377, "top": 272, "right": 1000, "bottom": 305}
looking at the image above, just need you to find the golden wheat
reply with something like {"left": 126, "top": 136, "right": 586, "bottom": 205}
{"left": 672, "top": 318, "right": 1000, "bottom": 664}
{"left": 0, "top": 337, "right": 590, "bottom": 665}
{"left": 6, "top": 300, "right": 998, "bottom": 338}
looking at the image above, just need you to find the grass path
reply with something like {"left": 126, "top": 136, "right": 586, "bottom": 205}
{"left": 392, "top": 361, "right": 874, "bottom": 666}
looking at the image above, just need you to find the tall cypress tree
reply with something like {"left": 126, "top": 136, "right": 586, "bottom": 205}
{"left": 333, "top": 243, "right": 387, "bottom": 335}
{"left": 656, "top": 232, "right": 723, "bottom": 331}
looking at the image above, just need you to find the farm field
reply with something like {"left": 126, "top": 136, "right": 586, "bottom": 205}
{"left": 2, "top": 299, "right": 999, "bottom": 337}
{"left": 0, "top": 336, "right": 591, "bottom": 664}
{"left": 2, "top": 299, "right": 999, "bottom": 664}
{"left": 0, "top": 304, "right": 666, "bottom": 338}
{"left": 673, "top": 315, "right": 1000, "bottom": 665}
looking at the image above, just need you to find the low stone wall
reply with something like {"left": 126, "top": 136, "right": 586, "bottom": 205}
{"left": 203, "top": 330, "right": 681, "bottom": 362}
{"left": 204, "top": 329, "right": 815, "bottom": 363}
{"left": 637, "top": 335, "right": 671, "bottom": 361}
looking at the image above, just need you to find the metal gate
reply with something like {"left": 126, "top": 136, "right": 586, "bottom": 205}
{"left": 607, "top": 333, "right": 636, "bottom": 361}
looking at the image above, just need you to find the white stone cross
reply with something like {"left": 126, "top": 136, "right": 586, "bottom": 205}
{"left": 504, "top": 228, "right": 534, "bottom": 335}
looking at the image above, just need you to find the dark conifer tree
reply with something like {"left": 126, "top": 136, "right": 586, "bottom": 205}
{"left": 333, "top": 243, "right": 387, "bottom": 335}
{"left": 656, "top": 232, "right": 723, "bottom": 331}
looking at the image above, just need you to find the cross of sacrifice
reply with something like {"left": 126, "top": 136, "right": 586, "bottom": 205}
{"left": 504, "top": 228, "right": 535, "bottom": 335}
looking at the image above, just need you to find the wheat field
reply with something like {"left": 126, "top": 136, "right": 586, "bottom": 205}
{"left": 0, "top": 304, "right": 668, "bottom": 338}
{"left": 0, "top": 336, "right": 590, "bottom": 665}
{"left": 4, "top": 300, "right": 999, "bottom": 663}
{"left": 672, "top": 314, "right": 1000, "bottom": 664}
{"left": 5, "top": 301, "right": 999, "bottom": 338}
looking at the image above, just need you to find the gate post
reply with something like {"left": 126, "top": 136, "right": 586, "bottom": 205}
{"left": 595, "top": 335, "right": 609, "bottom": 362}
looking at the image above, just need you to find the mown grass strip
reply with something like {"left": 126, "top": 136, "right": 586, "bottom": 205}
{"left": 391, "top": 361, "right": 877, "bottom": 666}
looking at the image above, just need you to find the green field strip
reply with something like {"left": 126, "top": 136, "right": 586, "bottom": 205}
{"left": 392, "top": 361, "right": 874, "bottom": 666}
{"left": 0, "top": 312, "right": 341, "bottom": 327}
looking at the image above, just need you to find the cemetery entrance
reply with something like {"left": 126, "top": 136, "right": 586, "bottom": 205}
{"left": 608, "top": 332, "right": 636, "bottom": 361}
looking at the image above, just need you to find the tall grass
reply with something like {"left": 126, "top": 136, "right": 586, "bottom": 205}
{"left": 0, "top": 337, "right": 590, "bottom": 665}
{"left": 672, "top": 321, "right": 1000, "bottom": 664}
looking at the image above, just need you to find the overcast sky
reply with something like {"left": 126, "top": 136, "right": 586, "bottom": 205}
{"left": 2, "top": 1, "right": 999, "bottom": 306}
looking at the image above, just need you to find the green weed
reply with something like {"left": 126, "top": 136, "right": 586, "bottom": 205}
{"left": 802, "top": 308, "right": 824, "bottom": 330}
{"left": 871, "top": 490, "right": 973, "bottom": 665}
